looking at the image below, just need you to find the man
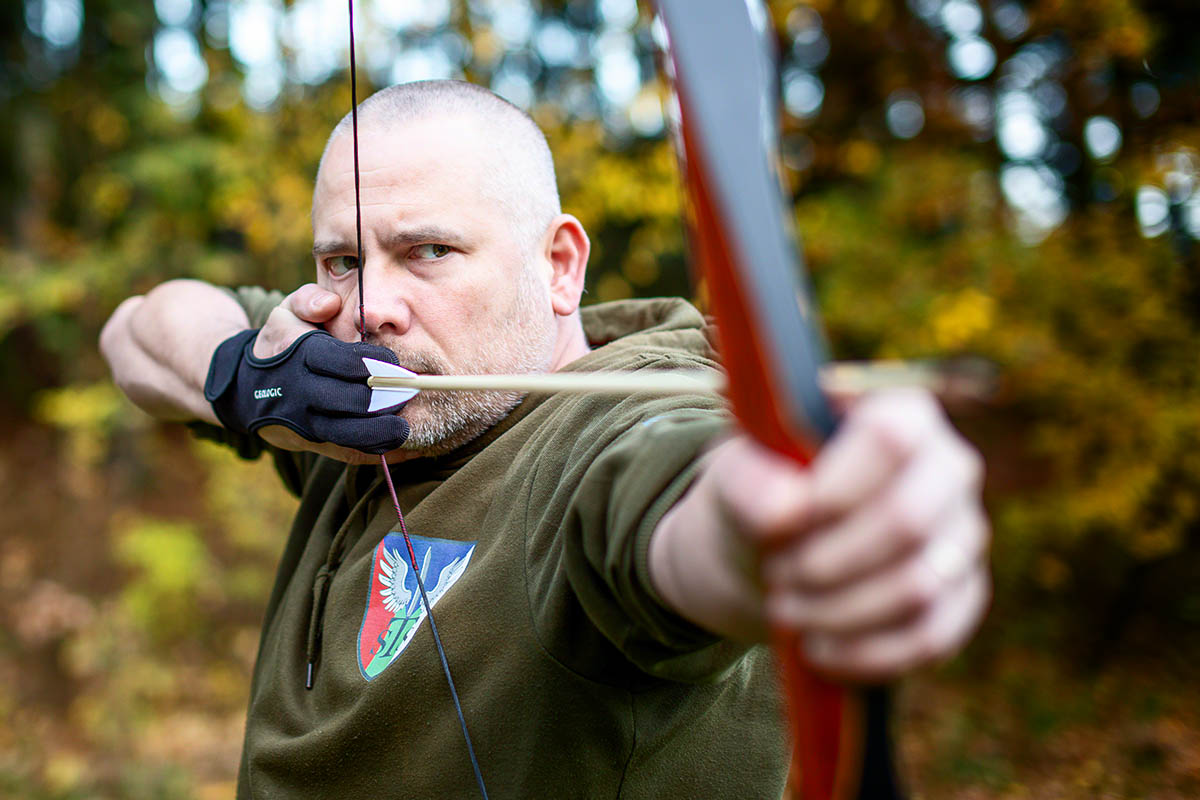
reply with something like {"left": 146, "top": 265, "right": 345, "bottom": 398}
{"left": 101, "top": 81, "right": 989, "bottom": 798}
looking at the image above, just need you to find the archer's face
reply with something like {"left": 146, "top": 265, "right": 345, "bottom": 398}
{"left": 311, "top": 115, "right": 557, "bottom": 454}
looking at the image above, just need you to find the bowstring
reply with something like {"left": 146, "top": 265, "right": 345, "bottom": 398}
{"left": 346, "top": 3, "right": 488, "bottom": 796}
{"left": 348, "top": 0, "right": 365, "bottom": 340}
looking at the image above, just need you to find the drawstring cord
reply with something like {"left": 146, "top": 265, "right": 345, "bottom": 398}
{"left": 305, "top": 565, "right": 332, "bottom": 690}
{"left": 304, "top": 471, "right": 381, "bottom": 689}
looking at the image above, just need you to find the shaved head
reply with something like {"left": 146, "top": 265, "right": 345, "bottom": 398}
{"left": 318, "top": 80, "right": 561, "bottom": 255}
{"left": 309, "top": 79, "right": 593, "bottom": 457}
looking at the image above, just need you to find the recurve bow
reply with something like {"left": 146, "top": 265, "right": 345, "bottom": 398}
{"left": 653, "top": 2, "right": 906, "bottom": 798}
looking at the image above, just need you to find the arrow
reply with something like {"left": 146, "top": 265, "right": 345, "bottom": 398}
{"left": 362, "top": 357, "right": 995, "bottom": 412}
{"left": 362, "top": 357, "right": 722, "bottom": 406}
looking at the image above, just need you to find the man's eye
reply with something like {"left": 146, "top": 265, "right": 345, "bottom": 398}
{"left": 325, "top": 255, "right": 359, "bottom": 276}
{"left": 412, "top": 243, "right": 452, "bottom": 260}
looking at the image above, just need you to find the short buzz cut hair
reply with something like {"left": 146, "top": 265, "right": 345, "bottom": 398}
{"left": 319, "top": 80, "right": 562, "bottom": 254}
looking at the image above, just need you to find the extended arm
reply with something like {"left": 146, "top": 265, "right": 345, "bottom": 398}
{"left": 649, "top": 389, "right": 990, "bottom": 682}
{"left": 100, "top": 279, "right": 249, "bottom": 424}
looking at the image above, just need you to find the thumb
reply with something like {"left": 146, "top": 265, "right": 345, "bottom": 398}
{"left": 287, "top": 284, "right": 343, "bottom": 324}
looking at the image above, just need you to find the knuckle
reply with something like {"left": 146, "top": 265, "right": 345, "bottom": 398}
{"left": 797, "top": 554, "right": 840, "bottom": 588}
{"left": 908, "top": 630, "right": 940, "bottom": 668}
{"left": 969, "top": 506, "right": 993, "bottom": 555}
{"left": 773, "top": 595, "right": 812, "bottom": 630}
{"left": 856, "top": 403, "right": 913, "bottom": 458}
{"left": 855, "top": 389, "right": 940, "bottom": 460}
{"left": 290, "top": 282, "right": 320, "bottom": 300}
{"left": 962, "top": 444, "right": 985, "bottom": 486}
{"left": 904, "top": 386, "right": 943, "bottom": 423}
{"left": 904, "top": 560, "right": 941, "bottom": 610}
{"left": 761, "top": 550, "right": 797, "bottom": 588}
{"left": 738, "top": 480, "right": 808, "bottom": 544}
{"left": 886, "top": 495, "right": 929, "bottom": 546}
{"left": 761, "top": 505, "right": 804, "bottom": 542}
{"left": 950, "top": 439, "right": 985, "bottom": 490}
{"left": 917, "top": 615, "right": 954, "bottom": 662}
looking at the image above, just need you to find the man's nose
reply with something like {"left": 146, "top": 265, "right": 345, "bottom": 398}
{"left": 357, "top": 259, "right": 413, "bottom": 338}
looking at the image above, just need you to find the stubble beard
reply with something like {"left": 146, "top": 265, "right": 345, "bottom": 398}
{"left": 373, "top": 267, "right": 557, "bottom": 458}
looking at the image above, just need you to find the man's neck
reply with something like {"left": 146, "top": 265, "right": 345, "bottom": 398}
{"left": 549, "top": 312, "right": 591, "bottom": 371}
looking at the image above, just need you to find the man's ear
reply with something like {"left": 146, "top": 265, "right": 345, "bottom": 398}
{"left": 541, "top": 214, "right": 590, "bottom": 317}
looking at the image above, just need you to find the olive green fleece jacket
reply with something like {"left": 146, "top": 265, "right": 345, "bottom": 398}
{"left": 199, "top": 292, "right": 788, "bottom": 799}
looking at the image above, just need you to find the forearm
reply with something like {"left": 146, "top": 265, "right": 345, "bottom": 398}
{"left": 100, "top": 279, "right": 250, "bottom": 424}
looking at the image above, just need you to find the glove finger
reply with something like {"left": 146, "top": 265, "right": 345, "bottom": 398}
{"left": 302, "top": 335, "right": 399, "bottom": 379}
{"left": 303, "top": 373, "right": 376, "bottom": 415}
{"left": 310, "top": 414, "right": 411, "bottom": 454}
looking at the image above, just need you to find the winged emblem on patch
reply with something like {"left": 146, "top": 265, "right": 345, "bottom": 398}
{"left": 357, "top": 533, "right": 476, "bottom": 680}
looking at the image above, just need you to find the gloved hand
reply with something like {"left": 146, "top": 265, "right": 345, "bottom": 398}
{"left": 204, "top": 329, "right": 410, "bottom": 454}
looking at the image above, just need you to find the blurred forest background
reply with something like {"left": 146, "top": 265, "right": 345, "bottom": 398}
{"left": 1, "top": 0, "right": 1198, "bottom": 797}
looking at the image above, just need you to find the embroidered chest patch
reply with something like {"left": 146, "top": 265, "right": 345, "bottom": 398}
{"left": 357, "top": 533, "right": 476, "bottom": 681}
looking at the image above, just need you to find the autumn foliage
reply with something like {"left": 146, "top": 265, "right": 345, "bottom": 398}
{"left": 1, "top": 1, "right": 1198, "bottom": 797}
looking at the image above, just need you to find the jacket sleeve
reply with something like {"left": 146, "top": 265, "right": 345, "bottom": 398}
{"left": 548, "top": 361, "right": 757, "bottom": 683}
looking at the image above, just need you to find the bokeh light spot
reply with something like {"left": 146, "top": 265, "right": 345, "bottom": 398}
{"left": 997, "top": 110, "right": 1047, "bottom": 161}
{"left": 229, "top": 0, "right": 280, "bottom": 69}
{"left": 1083, "top": 116, "right": 1122, "bottom": 162}
{"left": 372, "top": 0, "right": 449, "bottom": 31}
{"left": 535, "top": 19, "right": 582, "bottom": 68}
{"left": 948, "top": 36, "right": 996, "bottom": 80}
{"left": 155, "top": 0, "right": 195, "bottom": 28}
{"left": 940, "top": 0, "right": 983, "bottom": 38}
{"left": 154, "top": 27, "right": 209, "bottom": 96}
{"left": 595, "top": 31, "right": 641, "bottom": 107}
{"left": 886, "top": 91, "right": 926, "bottom": 139}
{"left": 1130, "top": 82, "right": 1160, "bottom": 119}
{"left": 598, "top": 0, "right": 639, "bottom": 29}
{"left": 991, "top": 0, "right": 1030, "bottom": 40}
{"left": 1135, "top": 186, "right": 1170, "bottom": 238}
{"left": 492, "top": 67, "right": 534, "bottom": 109}
{"left": 26, "top": 0, "right": 84, "bottom": 49}
{"left": 783, "top": 69, "right": 824, "bottom": 120}
{"left": 390, "top": 47, "right": 456, "bottom": 84}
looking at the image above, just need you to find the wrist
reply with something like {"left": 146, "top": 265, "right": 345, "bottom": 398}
{"left": 649, "top": 472, "right": 768, "bottom": 641}
{"left": 204, "top": 328, "right": 261, "bottom": 433}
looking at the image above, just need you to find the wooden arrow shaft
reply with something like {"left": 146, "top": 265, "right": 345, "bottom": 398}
{"left": 367, "top": 370, "right": 724, "bottom": 395}
{"left": 366, "top": 361, "right": 993, "bottom": 399}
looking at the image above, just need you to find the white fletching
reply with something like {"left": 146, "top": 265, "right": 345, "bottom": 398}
{"left": 363, "top": 357, "right": 420, "bottom": 411}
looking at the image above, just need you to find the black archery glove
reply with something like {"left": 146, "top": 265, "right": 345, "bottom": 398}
{"left": 204, "top": 329, "right": 410, "bottom": 454}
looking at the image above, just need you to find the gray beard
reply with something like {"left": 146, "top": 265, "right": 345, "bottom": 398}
{"left": 396, "top": 384, "right": 527, "bottom": 457}
{"left": 374, "top": 268, "right": 557, "bottom": 458}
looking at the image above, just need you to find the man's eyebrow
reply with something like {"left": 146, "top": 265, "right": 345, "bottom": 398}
{"left": 311, "top": 239, "right": 351, "bottom": 259}
{"left": 378, "top": 226, "right": 468, "bottom": 251}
